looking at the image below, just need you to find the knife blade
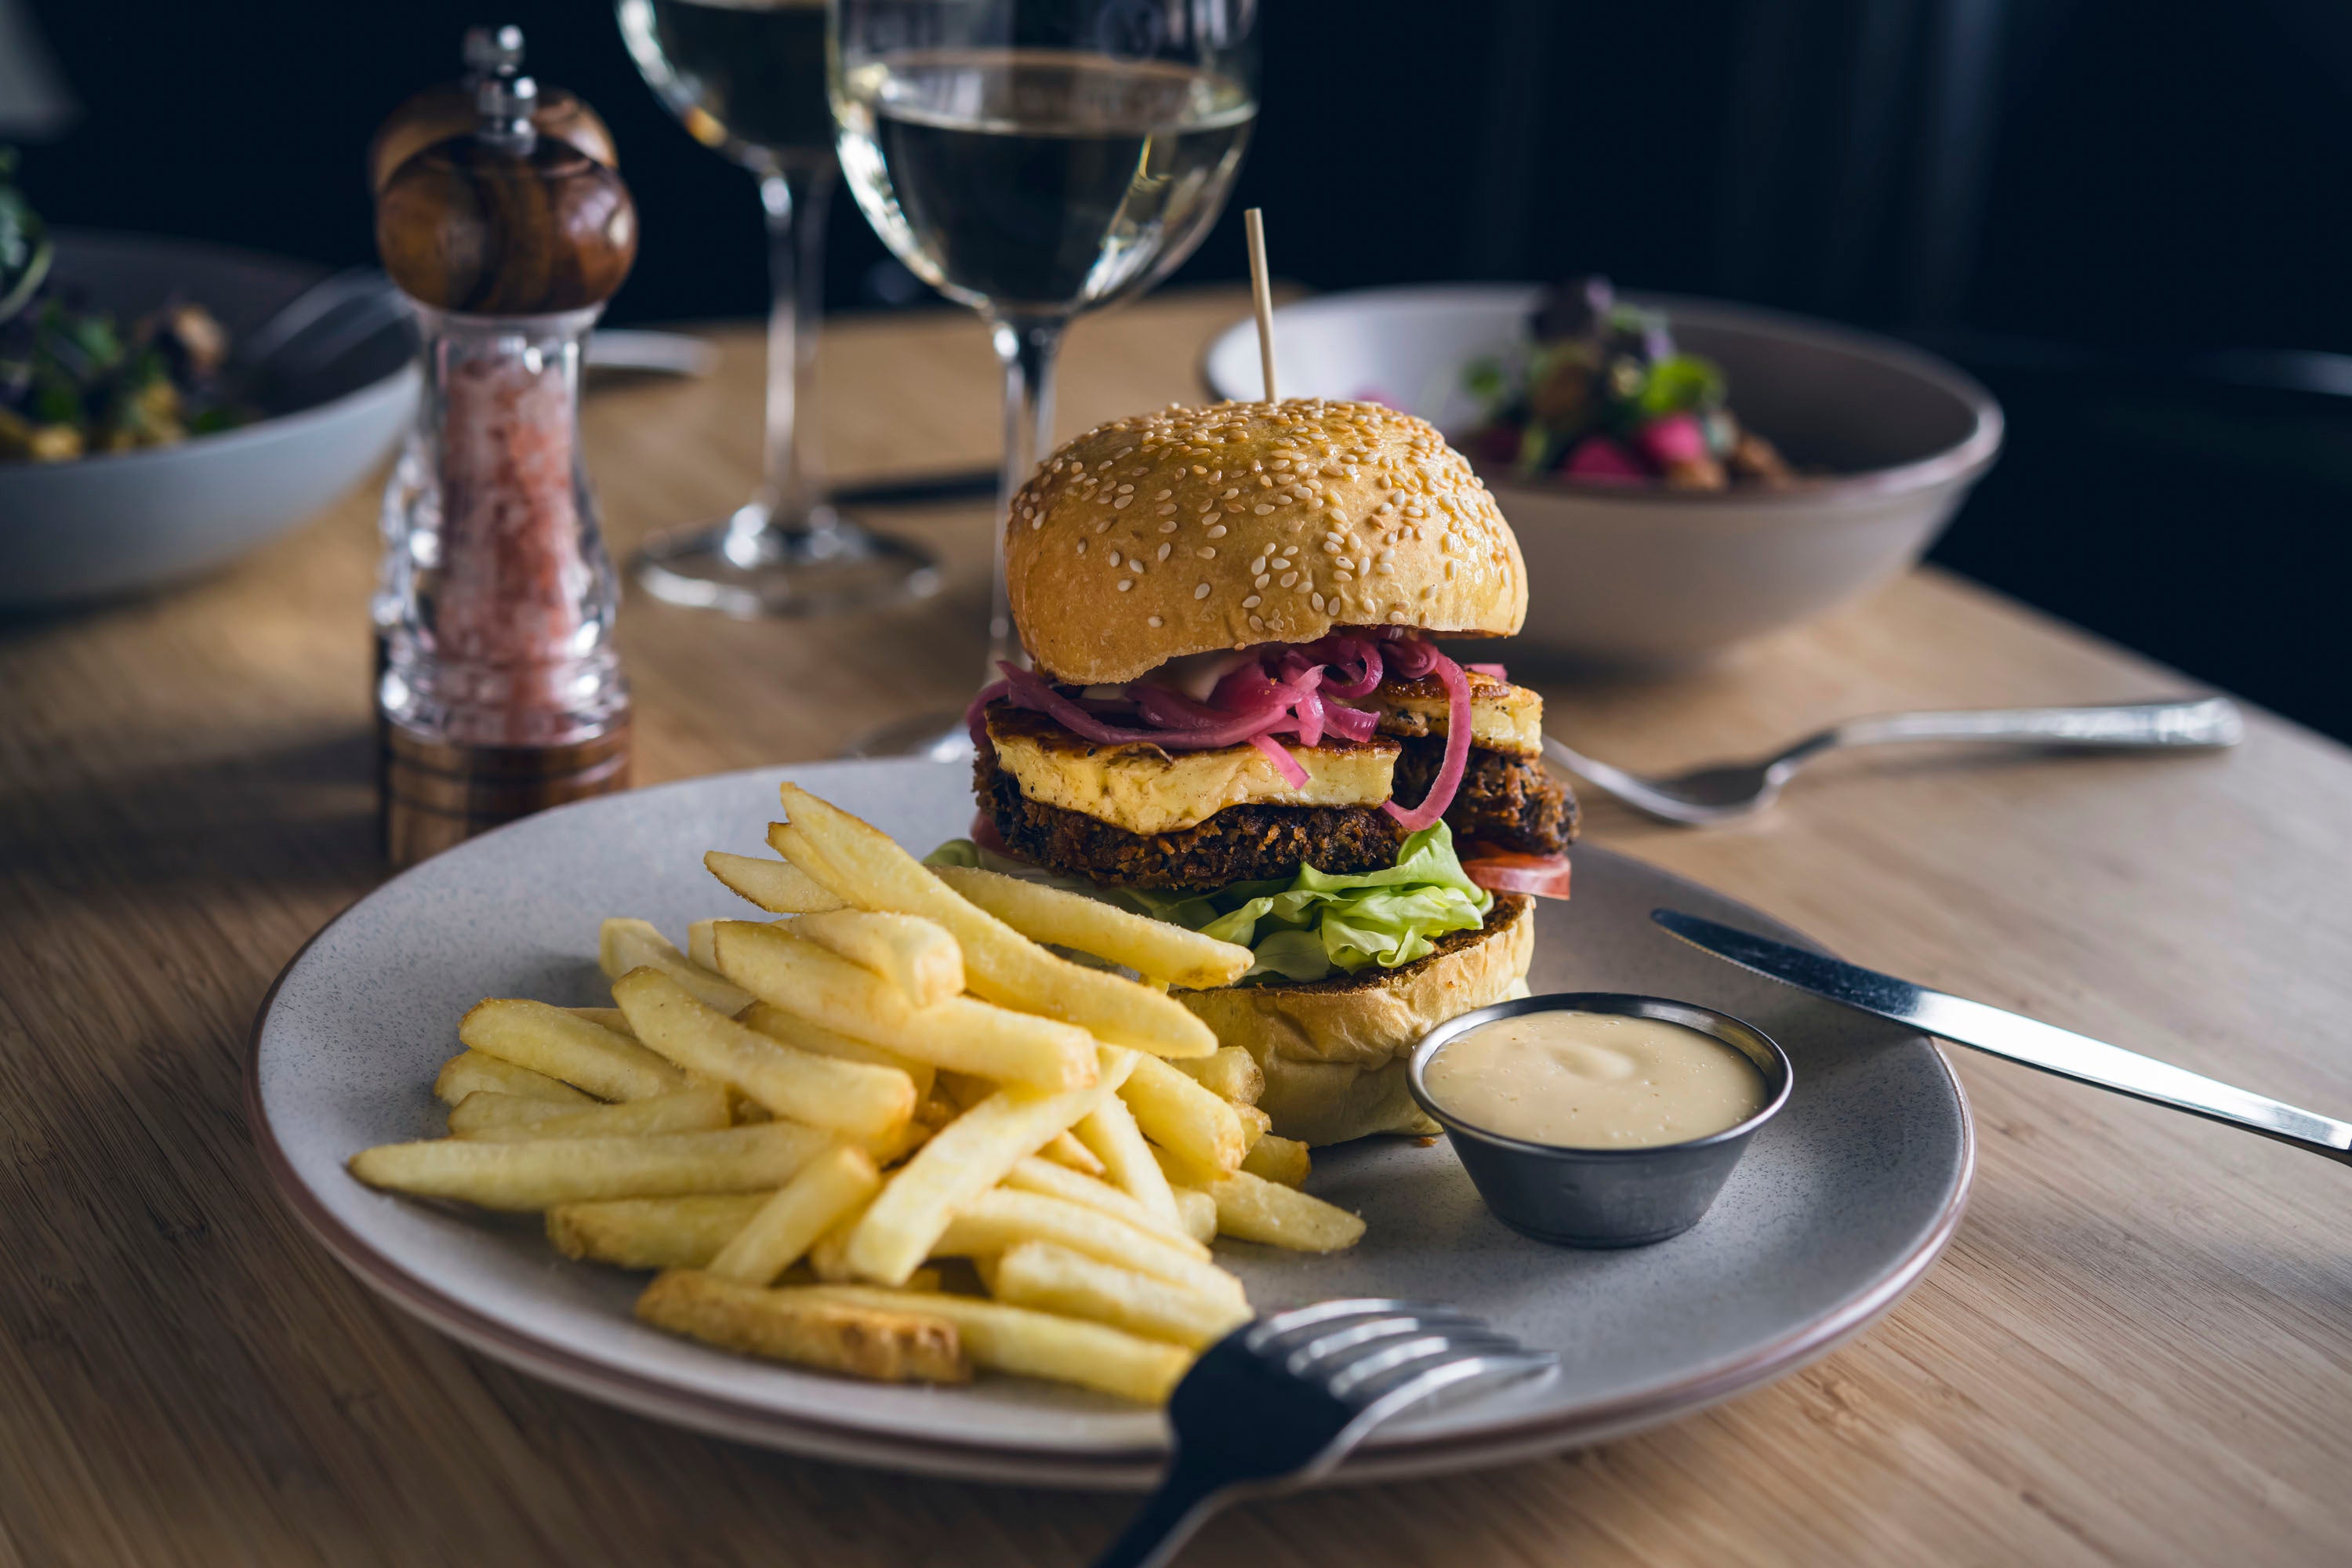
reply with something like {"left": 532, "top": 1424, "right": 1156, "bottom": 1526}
{"left": 1651, "top": 909, "right": 2352, "bottom": 1165}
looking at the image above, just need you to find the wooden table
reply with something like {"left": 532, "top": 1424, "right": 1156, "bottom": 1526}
{"left": 4, "top": 289, "right": 2347, "bottom": 1567}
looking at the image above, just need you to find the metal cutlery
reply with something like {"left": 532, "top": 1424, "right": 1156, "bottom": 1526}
{"left": 1653, "top": 909, "right": 2352, "bottom": 1164}
{"left": 1548, "top": 697, "right": 2244, "bottom": 826}
{"left": 1091, "top": 1300, "right": 1557, "bottom": 1568}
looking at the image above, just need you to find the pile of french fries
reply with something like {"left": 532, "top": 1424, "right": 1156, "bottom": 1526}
{"left": 350, "top": 783, "right": 1365, "bottom": 1404}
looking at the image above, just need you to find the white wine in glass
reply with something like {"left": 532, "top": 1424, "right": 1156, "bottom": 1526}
{"left": 618, "top": 0, "right": 941, "bottom": 616}
{"left": 830, "top": 2, "right": 1258, "bottom": 757}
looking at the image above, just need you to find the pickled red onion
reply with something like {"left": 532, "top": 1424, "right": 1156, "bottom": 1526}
{"left": 966, "top": 678, "right": 1011, "bottom": 747}
{"left": 1468, "top": 662, "right": 1508, "bottom": 680}
{"left": 1250, "top": 731, "right": 1310, "bottom": 785}
{"left": 1382, "top": 645, "right": 1473, "bottom": 832}
{"left": 971, "top": 633, "right": 1480, "bottom": 829}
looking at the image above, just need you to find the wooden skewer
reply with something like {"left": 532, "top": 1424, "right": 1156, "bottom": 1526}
{"left": 1243, "top": 208, "right": 1276, "bottom": 403}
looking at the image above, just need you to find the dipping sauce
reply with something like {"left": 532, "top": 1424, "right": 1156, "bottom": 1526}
{"left": 1425, "top": 1009, "right": 1769, "bottom": 1149}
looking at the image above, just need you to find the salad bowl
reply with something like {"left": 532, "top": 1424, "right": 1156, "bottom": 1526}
{"left": 1, "top": 231, "right": 416, "bottom": 610}
{"left": 1203, "top": 285, "right": 2002, "bottom": 668}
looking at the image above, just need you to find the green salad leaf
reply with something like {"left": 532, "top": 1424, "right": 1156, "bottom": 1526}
{"left": 925, "top": 822, "right": 1493, "bottom": 985}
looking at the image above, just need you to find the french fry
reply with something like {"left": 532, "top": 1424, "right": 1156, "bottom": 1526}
{"left": 771, "top": 788, "right": 1214, "bottom": 1059}
{"left": 1233, "top": 1102, "right": 1273, "bottom": 1150}
{"left": 1171, "top": 1187, "right": 1218, "bottom": 1245}
{"left": 1240, "top": 1132, "right": 1312, "bottom": 1189}
{"left": 741, "top": 1000, "right": 936, "bottom": 1100}
{"left": 564, "top": 1006, "right": 636, "bottom": 1036}
{"left": 1120, "top": 1054, "right": 1247, "bottom": 1172}
{"left": 843, "top": 1050, "right": 1136, "bottom": 1285}
{"left": 1200, "top": 1168, "right": 1365, "bottom": 1252}
{"left": 705, "top": 849, "right": 844, "bottom": 914}
{"left": 714, "top": 920, "right": 1096, "bottom": 1091}
{"left": 637, "top": 1270, "right": 967, "bottom": 1384}
{"left": 459, "top": 998, "right": 688, "bottom": 1102}
{"left": 349, "top": 1121, "right": 833, "bottom": 1211}
{"left": 934, "top": 1188, "right": 1244, "bottom": 1307}
{"left": 449, "top": 1086, "right": 731, "bottom": 1142}
{"left": 686, "top": 919, "right": 722, "bottom": 972}
{"left": 785, "top": 908, "right": 963, "bottom": 1009}
{"left": 613, "top": 967, "right": 915, "bottom": 1138}
{"left": 707, "top": 1144, "right": 883, "bottom": 1286}
{"left": 434, "top": 1050, "right": 595, "bottom": 1109}
{"left": 1073, "top": 1092, "right": 1183, "bottom": 1226}
{"left": 808, "top": 1198, "right": 873, "bottom": 1281}
{"left": 927, "top": 865, "right": 1252, "bottom": 989}
{"left": 1170, "top": 1044, "right": 1265, "bottom": 1108}
{"left": 598, "top": 917, "right": 755, "bottom": 1016}
{"left": 792, "top": 1285, "right": 1191, "bottom": 1404}
{"left": 1039, "top": 1130, "right": 1106, "bottom": 1178}
{"left": 1002, "top": 1156, "right": 1208, "bottom": 1254}
{"left": 546, "top": 1193, "right": 770, "bottom": 1269}
{"left": 990, "top": 1242, "right": 1251, "bottom": 1351}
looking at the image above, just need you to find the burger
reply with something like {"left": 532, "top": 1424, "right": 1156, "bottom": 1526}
{"left": 944, "top": 400, "right": 1576, "bottom": 1145}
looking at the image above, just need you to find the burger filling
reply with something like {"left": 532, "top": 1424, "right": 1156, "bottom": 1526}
{"left": 947, "top": 631, "right": 1572, "bottom": 984}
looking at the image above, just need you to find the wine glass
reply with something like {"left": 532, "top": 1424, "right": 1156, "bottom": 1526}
{"left": 829, "top": 0, "right": 1259, "bottom": 755}
{"left": 616, "top": 0, "right": 941, "bottom": 616}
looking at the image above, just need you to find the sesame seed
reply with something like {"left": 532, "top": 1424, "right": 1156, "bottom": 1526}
{"left": 1030, "top": 517, "right": 1043, "bottom": 529}
{"left": 1095, "top": 521, "right": 1110, "bottom": 533}
{"left": 1155, "top": 489, "right": 1172, "bottom": 500}
{"left": 1249, "top": 615, "right": 1265, "bottom": 631}
{"left": 1113, "top": 496, "right": 1133, "bottom": 510}
{"left": 1255, "top": 573, "right": 1271, "bottom": 588}
{"left": 1221, "top": 488, "right": 1240, "bottom": 499}
{"left": 1116, "top": 483, "right": 1134, "bottom": 494}
{"left": 1119, "top": 579, "right": 1134, "bottom": 592}
{"left": 1280, "top": 572, "right": 1298, "bottom": 587}
{"left": 1311, "top": 593, "right": 1325, "bottom": 612}
{"left": 1254, "top": 504, "right": 1274, "bottom": 515}
{"left": 1194, "top": 583, "right": 1211, "bottom": 600}
{"left": 1157, "top": 503, "right": 1176, "bottom": 516}
{"left": 1156, "top": 543, "right": 1172, "bottom": 561}
{"left": 1335, "top": 569, "right": 1353, "bottom": 581}
{"left": 1243, "top": 594, "right": 1261, "bottom": 608}
{"left": 1076, "top": 540, "right": 1087, "bottom": 554}
{"left": 1148, "top": 615, "right": 1163, "bottom": 627}
{"left": 1389, "top": 610, "right": 1406, "bottom": 623}
{"left": 1159, "top": 521, "right": 1178, "bottom": 534}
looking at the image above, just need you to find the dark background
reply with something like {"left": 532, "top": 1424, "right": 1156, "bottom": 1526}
{"left": 13, "top": 0, "right": 2352, "bottom": 741}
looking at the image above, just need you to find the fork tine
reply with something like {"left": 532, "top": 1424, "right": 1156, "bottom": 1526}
{"left": 1247, "top": 1298, "right": 1454, "bottom": 1345}
{"left": 1320, "top": 1330, "right": 1530, "bottom": 1402}
{"left": 1339, "top": 1345, "right": 1560, "bottom": 1416}
{"left": 1279, "top": 1312, "right": 1490, "bottom": 1379}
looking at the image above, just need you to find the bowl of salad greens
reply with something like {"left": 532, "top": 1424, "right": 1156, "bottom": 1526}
{"left": 0, "top": 154, "right": 416, "bottom": 608}
{"left": 1204, "top": 283, "right": 2001, "bottom": 666}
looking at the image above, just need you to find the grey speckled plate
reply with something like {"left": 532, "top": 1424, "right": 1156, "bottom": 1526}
{"left": 249, "top": 760, "right": 1972, "bottom": 1488}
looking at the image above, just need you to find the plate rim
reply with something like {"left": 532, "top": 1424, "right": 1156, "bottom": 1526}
{"left": 245, "top": 761, "right": 1975, "bottom": 1484}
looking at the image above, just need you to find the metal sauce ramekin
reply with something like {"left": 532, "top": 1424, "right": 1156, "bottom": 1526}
{"left": 1407, "top": 993, "right": 1794, "bottom": 1247}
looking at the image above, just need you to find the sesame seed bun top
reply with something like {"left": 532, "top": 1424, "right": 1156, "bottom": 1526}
{"left": 1004, "top": 400, "right": 1528, "bottom": 686}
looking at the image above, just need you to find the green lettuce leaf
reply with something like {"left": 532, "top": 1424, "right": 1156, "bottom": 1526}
{"left": 924, "top": 822, "right": 1492, "bottom": 985}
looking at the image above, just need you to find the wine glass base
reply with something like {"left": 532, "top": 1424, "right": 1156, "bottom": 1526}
{"left": 841, "top": 709, "right": 977, "bottom": 762}
{"left": 633, "top": 506, "right": 943, "bottom": 618}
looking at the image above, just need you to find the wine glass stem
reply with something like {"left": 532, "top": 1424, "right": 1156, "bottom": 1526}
{"left": 749, "top": 162, "right": 838, "bottom": 550}
{"left": 987, "top": 314, "right": 1066, "bottom": 677}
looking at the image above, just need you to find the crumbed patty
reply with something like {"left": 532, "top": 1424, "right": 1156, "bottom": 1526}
{"left": 1393, "top": 736, "right": 1578, "bottom": 856}
{"left": 977, "top": 736, "right": 1577, "bottom": 888}
{"left": 978, "top": 745, "right": 1404, "bottom": 887}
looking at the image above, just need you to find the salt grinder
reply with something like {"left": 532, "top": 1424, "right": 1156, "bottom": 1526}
{"left": 367, "top": 24, "right": 617, "bottom": 191}
{"left": 372, "top": 71, "right": 638, "bottom": 868}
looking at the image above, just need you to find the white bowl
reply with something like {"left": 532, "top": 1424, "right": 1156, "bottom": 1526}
{"left": 0, "top": 231, "right": 418, "bottom": 609}
{"left": 1203, "top": 285, "right": 2002, "bottom": 666}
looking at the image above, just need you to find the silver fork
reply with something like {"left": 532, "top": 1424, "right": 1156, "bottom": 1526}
{"left": 1544, "top": 696, "right": 2243, "bottom": 826}
{"left": 1091, "top": 1300, "right": 1559, "bottom": 1568}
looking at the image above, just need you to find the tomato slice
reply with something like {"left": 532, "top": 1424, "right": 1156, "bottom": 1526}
{"left": 1460, "top": 847, "right": 1573, "bottom": 899}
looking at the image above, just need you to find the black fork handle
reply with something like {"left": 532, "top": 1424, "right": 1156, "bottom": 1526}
{"left": 1091, "top": 1457, "right": 1233, "bottom": 1568}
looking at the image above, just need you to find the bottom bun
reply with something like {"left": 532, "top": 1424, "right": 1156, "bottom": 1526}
{"left": 1174, "top": 895, "right": 1534, "bottom": 1147}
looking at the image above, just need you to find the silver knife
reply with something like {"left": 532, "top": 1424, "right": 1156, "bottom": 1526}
{"left": 1652, "top": 909, "right": 2352, "bottom": 1165}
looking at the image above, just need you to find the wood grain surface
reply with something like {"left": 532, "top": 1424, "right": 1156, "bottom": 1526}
{"left": 2, "top": 289, "right": 2347, "bottom": 1566}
